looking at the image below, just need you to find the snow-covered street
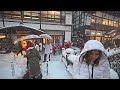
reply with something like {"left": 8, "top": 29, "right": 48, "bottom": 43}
{"left": 0, "top": 50, "right": 72, "bottom": 79}
{"left": 0, "top": 47, "right": 120, "bottom": 79}
{"left": 0, "top": 52, "right": 27, "bottom": 79}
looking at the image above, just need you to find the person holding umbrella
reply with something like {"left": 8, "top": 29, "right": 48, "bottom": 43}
{"left": 43, "top": 40, "right": 52, "bottom": 62}
{"left": 25, "top": 41, "right": 42, "bottom": 79}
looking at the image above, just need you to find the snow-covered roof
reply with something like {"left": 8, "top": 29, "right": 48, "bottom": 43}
{"left": 0, "top": 25, "right": 45, "bottom": 33}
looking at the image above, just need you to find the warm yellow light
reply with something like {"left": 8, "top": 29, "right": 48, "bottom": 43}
{"left": 52, "top": 11, "right": 55, "bottom": 14}
{"left": 96, "top": 32, "right": 101, "bottom": 35}
{"left": 113, "top": 33, "right": 116, "bottom": 35}
{"left": 0, "top": 35, "right": 6, "bottom": 38}
{"left": 43, "top": 38, "right": 45, "bottom": 44}
{"left": 104, "top": 35, "right": 108, "bottom": 37}
{"left": 91, "top": 32, "right": 95, "bottom": 35}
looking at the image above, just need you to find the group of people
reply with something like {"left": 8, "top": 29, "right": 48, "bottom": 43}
{"left": 19, "top": 38, "right": 112, "bottom": 79}
{"left": 23, "top": 39, "right": 53, "bottom": 79}
{"left": 43, "top": 39, "right": 112, "bottom": 79}
{"left": 52, "top": 40, "right": 73, "bottom": 55}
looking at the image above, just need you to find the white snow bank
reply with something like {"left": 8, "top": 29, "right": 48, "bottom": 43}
{"left": 65, "top": 48, "right": 75, "bottom": 54}
{"left": 67, "top": 54, "right": 79, "bottom": 63}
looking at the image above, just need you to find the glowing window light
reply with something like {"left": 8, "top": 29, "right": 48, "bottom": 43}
{"left": 43, "top": 38, "right": 45, "bottom": 44}
{"left": 0, "top": 35, "right": 6, "bottom": 38}
{"left": 51, "top": 11, "right": 55, "bottom": 14}
{"left": 96, "top": 32, "right": 101, "bottom": 35}
{"left": 91, "top": 32, "right": 95, "bottom": 35}
{"left": 105, "top": 35, "right": 108, "bottom": 37}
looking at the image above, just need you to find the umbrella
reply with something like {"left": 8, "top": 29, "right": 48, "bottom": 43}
{"left": 39, "top": 34, "right": 52, "bottom": 40}
{"left": 14, "top": 35, "right": 41, "bottom": 44}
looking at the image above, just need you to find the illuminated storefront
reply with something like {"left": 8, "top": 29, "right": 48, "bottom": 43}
{"left": 72, "top": 11, "right": 120, "bottom": 47}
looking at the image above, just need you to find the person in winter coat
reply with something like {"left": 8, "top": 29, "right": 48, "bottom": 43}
{"left": 17, "top": 42, "right": 23, "bottom": 56}
{"left": 59, "top": 43, "right": 63, "bottom": 54}
{"left": 65, "top": 42, "right": 70, "bottom": 49}
{"left": 43, "top": 40, "right": 52, "bottom": 62}
{"left": 25, "top": 42, "right": 42, "bottom": 79}
{"left": 73, "top": 40, "right": 111, "bottom": 79}
{"left": 114, "top": 38, "right": 120, "bottom": 48}
{"left": 52, "top": 45, "right": 56, "bottom": 55}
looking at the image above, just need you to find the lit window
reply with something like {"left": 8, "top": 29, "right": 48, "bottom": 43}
{"left": 114, "top": 21, "right": 118, "bottom": 27}
{"left": 31, "top": 11, "right": 39, "bottom": 16}
{"left": 96, "top": 32, "right": 101, "bottom": 36}
{"left": 24, "top": 11, "right": 31, "bottom": 16}
{"left": 91, "top": 32, "right": 96, "bottom": 35}
{"left": 24, "top": 11, "right": 31, "bottom": 19}
{"left": 96, "top": 17, "right": 102, "bottom": 24}
{"left": 0, "top": 35, "right": 6, "bottom": 38}
{"left": 91, "top": 16, "right": 95, "bottom": 23}
{"left": 55, "top": 11, "right": 60, "bottom": 15}
{"left": 103, "top": 19, "right": 109, "bottom": 25}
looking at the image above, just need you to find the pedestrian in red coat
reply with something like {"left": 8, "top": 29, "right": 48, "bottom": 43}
{"left": 59, "top": 43, "right": 63, "bottom": 54}
{"left": 65, "top": 42, "right": 70, "bottom": 49}
{"left": 68, "top": 41, "right": 71, "bottom": 48}
{"left": 52, "top": 45, "right": 56, "bottom": 55}
{"left": 59, "top": 43, "right": 63, "bottom": 50}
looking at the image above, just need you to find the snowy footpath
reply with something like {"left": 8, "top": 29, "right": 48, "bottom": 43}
{"left": 0, "top": 52, "right": 27, "bottom": 79}
{"left": 0, "top": 52, "right": 73, "bottom": 79}
{"left": 0, "top": 47, "right": 120, "bottom": 79}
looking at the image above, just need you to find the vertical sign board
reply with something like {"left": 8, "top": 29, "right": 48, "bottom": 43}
{"left": 86, "top": 16, "right": 91, "bottom": 25}
{"left": 65, "top": 14, "right": 72, "bottom": 25}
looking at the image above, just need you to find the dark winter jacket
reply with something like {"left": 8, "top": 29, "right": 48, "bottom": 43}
{"left": 26, "top": 47, "right": 41, "bottom": 78}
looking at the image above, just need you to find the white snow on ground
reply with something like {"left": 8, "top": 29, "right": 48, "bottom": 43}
{"left": 0, "top": 47, "right": 120, "bottom": 79}
{"left": 0, "top": 52, "right": 27, "bottom": 79}
{"left": 41, "top": 60, "right": 72, "bottom": 79}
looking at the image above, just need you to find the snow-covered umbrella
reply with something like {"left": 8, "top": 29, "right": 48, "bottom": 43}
{"left": 14, "top": 35, "right": 41, "bottom": 44}
{"left": 39, "top": 34, "right": 52, "bottom": 40}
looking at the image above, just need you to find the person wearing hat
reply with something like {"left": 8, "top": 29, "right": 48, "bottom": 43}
{"left": 25, "top": 42, "right": 42, "bottom": 79}
{"left": 72, "top": 40, "right": 111, "bottom": 79}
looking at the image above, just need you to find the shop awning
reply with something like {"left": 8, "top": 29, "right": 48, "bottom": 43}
{"left": 0, "top": 25, "right": 45, "bottom": 34}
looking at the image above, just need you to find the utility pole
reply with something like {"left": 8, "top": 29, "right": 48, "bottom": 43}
{"left": 1, "top": 11, "right": 5, "bottom": 27}
{"left": 39, "top": 11, "right": 41, "bottom": 30}
{"left": 21, "top": 11, "right": 24, "bottom": 25}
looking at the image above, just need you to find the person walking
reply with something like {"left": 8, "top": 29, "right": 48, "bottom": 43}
{"left": 72, "top": 40, "right": 111, "bottom": 79}
{"left": 17, "top": 42, "right": 23, "bottom": 56}
{"left": 43, "top": 40, "right": 52, "bottom": 62}
{"left": 52, "top": 44, "right": 56, "bottom": 55}
{"left": 25, "top": 42, "right": 42, "bottom": 79}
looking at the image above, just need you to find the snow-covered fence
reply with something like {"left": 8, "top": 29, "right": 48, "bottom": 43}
{"left": 61, "top": 48, "right": 77, "bottom": 67}
{"left": 61, "top": 48, "right": 120, "bottom": 79}
{"left": 107, "top": 48, "right": 120, "bottom": 78}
